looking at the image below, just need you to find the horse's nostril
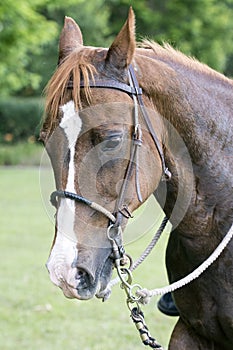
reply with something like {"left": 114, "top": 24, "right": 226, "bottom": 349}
{"left": 75, "top": 269, "right": 85, "bottom": 279}
{"left": 75, "top": 267, "right": 95, "bottom": 285}
{"left": 75, "top": 269, "right": 88, "bottom": 289}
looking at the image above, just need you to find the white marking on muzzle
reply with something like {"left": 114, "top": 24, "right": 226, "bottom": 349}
{"left": 47, "top": 101, "right": 82, "bottom": 296}
{"left": 46, "top": 233, "right": 78, "bottom": 297}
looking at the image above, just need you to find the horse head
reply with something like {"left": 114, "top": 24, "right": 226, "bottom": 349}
{"left": 41, "top": 8, "right": 166, "bottom": 300}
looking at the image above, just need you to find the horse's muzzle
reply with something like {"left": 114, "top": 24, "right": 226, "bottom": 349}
{"left": 72, "top": 245, "right": 113, "bottom": 300}
{"left": 46, "top": 241, "right": 113, "bottom": 300}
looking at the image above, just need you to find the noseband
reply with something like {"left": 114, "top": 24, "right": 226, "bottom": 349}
{"left": 50, "top": 64, "right": 171, "bottom": 229}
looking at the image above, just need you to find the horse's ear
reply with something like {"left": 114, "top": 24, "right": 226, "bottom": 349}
{"left": 105, "top": 7, "right": 136, "bottom": 71}
{"left": 59, "top": 16, "right": 83, "bottom": 63}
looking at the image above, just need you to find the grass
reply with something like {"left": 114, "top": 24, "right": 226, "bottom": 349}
{"left": 0, "top": 166, "right": 178, "bottom": 350}
{"left": 0, "top": 142, "right": 43, "bottom": 166}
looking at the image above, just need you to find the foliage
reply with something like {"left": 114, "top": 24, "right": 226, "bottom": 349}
{"left": 1, "top": 0, "right": 233, "bottom": 97}
{"left": 108, "top": 0, "right": 233, "bottom": 74}
{"left": 0, "top": 97, "right": 43, "bottom": 142}
{"left": 0, "top": 0, "right": 56, "bottom": 95}
{"left": 0, "top": 0, "right": 110, "bottom": 96}
{"left": 34, "top": 0, "right": 111, "bottom": 94}
{"left": 0, "top": 142, "right": 43, "bottom": 165}
{"left": 155, "top": 0, "right": 233, "bottom": 73}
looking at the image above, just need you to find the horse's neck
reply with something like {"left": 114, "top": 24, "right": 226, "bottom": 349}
{"left": 136, "top": 51, "right": 233, "bottom": 234}
{"left": 136, "top": 50, "right": 233, "bottom": 161}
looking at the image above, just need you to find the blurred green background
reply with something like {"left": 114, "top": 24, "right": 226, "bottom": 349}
{"left": 1, "top": 0, "right": 233, "bottom": 164}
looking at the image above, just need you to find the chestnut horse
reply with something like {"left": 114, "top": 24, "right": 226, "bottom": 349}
{"left": 41, "top": 8, "right": 233, "bottom": 349}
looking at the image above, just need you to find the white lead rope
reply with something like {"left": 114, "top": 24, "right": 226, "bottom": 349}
{"left": 137, "top": 223, "right": 233, "bottom": 305}
{"left": 101, "top": 222, "right": 233, "bottom": 305}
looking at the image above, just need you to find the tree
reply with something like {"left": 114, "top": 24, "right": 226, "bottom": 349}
{"left": 0, "top": 0, "right": 110, "bottom": 96}
{"left": 155, "top": 0, "right": 233, "bottom": 73}
{"left": 34, "top": 0, "right": 111, "bottom": 95}
{"left": 0, "top": 0, "right": 57, "bottom": 95}
{"left": 2, "top": 0, "right": 233, "bottom": 97}
{"left": 108, "top": 0, "right": 233, "bottom": 74}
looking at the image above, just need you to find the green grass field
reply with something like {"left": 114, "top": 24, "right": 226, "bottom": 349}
{"left": 0, "top": 166, "right": 177, "bottom": 350}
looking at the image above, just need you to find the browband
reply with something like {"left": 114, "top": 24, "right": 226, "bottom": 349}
{"left": 67, "top": 79, "right": 142, "bottom": 96}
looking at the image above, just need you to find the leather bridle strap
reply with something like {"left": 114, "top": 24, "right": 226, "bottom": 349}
{"left": 112, "top": 65, "right": 171, "bottom": 226}
{"left": 68, "top": 78, "right": 142, "bottom": 96}
{"left": 128, "top": 65, "right": 171, "bottom": 181}
{"left": 51, "top": 65, "right": 171, "bottom": 227}
{"left": 113, "top": 111, "right": 143, "bottom": 226}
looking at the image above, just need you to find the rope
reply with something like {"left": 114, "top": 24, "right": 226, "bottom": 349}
{"left": 102, "top": 220, "right": 233, "bottom": 306}
{"left": 90, "top": 202, "right": 116, "bottom": 223}
{"left": 130, "top": 306, "right": 163, "bottom": 349}
{"left": 137, "top": 223, "right": 233, "bottom": 304}
{"left": 106, "top": 216, "right": 169, "bottom": 292}
{"left": 131, "top": 217, "right": 169, "bottom": 271}
{"left": 50, "top": 190, "right": 116, "bottom": 223}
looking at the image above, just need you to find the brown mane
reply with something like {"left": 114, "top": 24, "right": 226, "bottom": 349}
{"left": 43, "top": 39, "right": 232, "bottom": 138}
{"left": 43, "top": 47, "right": 96, "bottom": 136}
{"left": 142, "top": 39, "right": 233, "bottom": 83}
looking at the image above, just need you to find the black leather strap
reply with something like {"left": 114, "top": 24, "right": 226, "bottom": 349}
{"left": 128, "top": 66, "right": 171, "bottom": 180}
{"left": 68, "top": 79, "right": 142, "bottom": 96}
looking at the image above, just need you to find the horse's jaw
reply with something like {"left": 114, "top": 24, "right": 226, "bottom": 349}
{"left": 46, "top": 233, "right": 113, "bottom": 300}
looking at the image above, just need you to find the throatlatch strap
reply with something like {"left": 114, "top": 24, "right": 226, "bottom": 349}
{"left": 128, "top": 65, "right": 171, "bottom": 180}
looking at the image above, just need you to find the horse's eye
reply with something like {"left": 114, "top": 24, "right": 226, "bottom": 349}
{"left": 101, "top": 135, "right": 122, "bottom": 151}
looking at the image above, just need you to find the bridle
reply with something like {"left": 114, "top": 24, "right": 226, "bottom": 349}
{"left": 50, "top": 66, "right": 172, "bottom": 348}
{"left": 50, "top": 64, "right": 171, "bottom": 230}
{"left": 49, "top": 64, "right": 233, "bottom": 349}
{"left": 50, "top": 65, "right": 171, "bottom": 291}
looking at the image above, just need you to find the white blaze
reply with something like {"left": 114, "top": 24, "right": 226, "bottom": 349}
{"left": 47, "top": 100, "right": 82, "bottom": 295}
{"left": 59, "top": 100, "right": 81, "bottom": 192}
{"left": 57, "top": 100, "right": 82, "bottom": 240}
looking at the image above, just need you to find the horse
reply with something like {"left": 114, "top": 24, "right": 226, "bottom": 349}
{"left": 40, "top": 8, "right": 233, "bottom": 349}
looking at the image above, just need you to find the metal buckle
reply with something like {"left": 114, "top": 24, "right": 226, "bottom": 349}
{"left": 118, "top": 205, "right": 134, "bottom": 219}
